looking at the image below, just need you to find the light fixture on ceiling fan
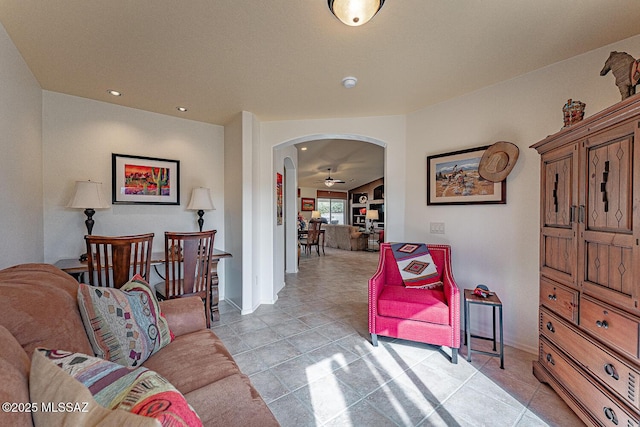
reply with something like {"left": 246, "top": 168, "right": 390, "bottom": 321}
{"left": 324, "top": 168, "right": 346, "bottom": 187}
{"left": 328, "top": 0, "right": 384, "bottom": 27}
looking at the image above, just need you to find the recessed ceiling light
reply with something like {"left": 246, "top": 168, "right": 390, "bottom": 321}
{"left": 176, "top": 106, "right": 188, "bottom": 112}
{"left": 301, "top": 147, "right": 308, "bottom": 151}
{"left": 107, "top": 89, "right": 122, "bottom": 97}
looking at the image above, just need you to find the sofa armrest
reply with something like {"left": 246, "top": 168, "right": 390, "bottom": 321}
{"left": 159, "top": 297, "right": 207, "bottom": 337}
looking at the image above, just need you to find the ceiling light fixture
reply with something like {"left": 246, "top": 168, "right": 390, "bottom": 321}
{"left": 176, "top": 106, "right": 188, "bottom": 112}
{"left": 328, "top": 0, "right": 384, "bottom": 26}
{"left": 107, "top": 89, "right": 122, "bottom": 96}
{"left": 342, "top": 76, "right": 358, "bottom": 89}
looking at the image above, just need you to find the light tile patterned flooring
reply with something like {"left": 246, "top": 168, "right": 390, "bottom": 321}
{"left": 212, "top": 248, "right": 585, "bottom": 426}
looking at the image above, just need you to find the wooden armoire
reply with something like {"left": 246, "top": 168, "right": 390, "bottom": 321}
{"left": 532, "top": 95, "right": 640, "bottom": 426}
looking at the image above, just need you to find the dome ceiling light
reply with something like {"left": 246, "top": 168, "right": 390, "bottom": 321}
{"left": 328, "top": 0, "right": 384, "bottom": 26}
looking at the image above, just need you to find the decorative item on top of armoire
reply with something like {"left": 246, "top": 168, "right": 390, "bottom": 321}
{"left": 600, "top": 50, "right": 640, "bottom": 101}
{"left": 531, "top": 95, "right": 640, "bottom": 426}
{"left": 276, "top": 172, "right": 283, "bottom": 225}
{"left": 562, "top": 99, "right": 586, "bottom": 128}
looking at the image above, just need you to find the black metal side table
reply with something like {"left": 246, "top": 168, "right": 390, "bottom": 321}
{"left": 464, "top": 288, "right": 504, "bottom": 369}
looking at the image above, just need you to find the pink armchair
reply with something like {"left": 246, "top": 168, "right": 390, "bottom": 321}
{"left": 368, "top": 243, "right": 461, "bottom": 363}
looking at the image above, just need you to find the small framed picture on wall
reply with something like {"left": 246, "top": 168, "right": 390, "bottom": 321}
{"left": 301, "top": 198, "right": 315, "bottom": 211}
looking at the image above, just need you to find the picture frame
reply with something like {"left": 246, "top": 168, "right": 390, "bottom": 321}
{"left": 276, "top": 173, "right": 283, "bottom": 225}
{"left": 112, "top": 153, "right": 180, "bottom": 205}
{"left": 301, "top": 197, "right": 315, "bottom": 211}
{"left": 427, "top": 146, "right": 506, "bottom": 205}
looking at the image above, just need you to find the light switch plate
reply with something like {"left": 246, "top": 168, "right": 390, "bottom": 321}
{"left": 430, "top": 222, "right": 445, "bottom": 234}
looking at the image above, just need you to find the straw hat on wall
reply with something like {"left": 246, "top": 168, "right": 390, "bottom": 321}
{"left": 478, "top": 141, "right": 519, "bottom": 182}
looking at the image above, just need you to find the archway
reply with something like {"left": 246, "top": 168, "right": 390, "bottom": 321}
{"left": 273, "top": 133, "right": 386, "bottom": 293}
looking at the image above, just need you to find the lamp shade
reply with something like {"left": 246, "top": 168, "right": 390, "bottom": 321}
{"left": 311, "top": 210, "right": 321, "bottom": 219}
{"left": 328, "top": 0, "right": 384, "bottom": 26}
{"left": 187, "top": 187, "right": 215, "bottom": 211}
{"left": 67, "top": 181, "right": 109, "bottom": 209}
{"left": 366, "top": 210, "right": 379, "bottom": 220}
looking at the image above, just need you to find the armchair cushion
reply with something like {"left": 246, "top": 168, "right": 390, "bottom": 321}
{"left": 378, "top": 286, "right": 449, "bottom": 325}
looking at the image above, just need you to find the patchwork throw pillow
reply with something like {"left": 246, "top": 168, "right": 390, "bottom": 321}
{"left": 30, "top": 348, "right": 202, "bottom": 427}
{"left": 77, "top": 274, "right": 173, "bottom": 367}
{"left": 390, "top": 243, "right": 443, "bottom": 289}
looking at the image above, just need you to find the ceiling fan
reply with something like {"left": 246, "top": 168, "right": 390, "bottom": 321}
{"left": 322, "top": 168, "right": 345, "bottom": 187}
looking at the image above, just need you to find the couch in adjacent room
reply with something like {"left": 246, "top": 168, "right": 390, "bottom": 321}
{"left": 322, "top": 224, "right": 367, "bottom": 251}
{"left": 0, "top": 263, "right": 278, "bottom": 427}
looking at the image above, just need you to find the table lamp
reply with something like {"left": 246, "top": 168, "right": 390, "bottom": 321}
{"left": 187, "top": 187, "right": 215, "bottom": 231}
{"left": 67, "top": 180, "right": 110, "bottom": 261}
{"left": 366, "top": 209, "right": 379, "bottom": 232}
{"left": 311, "top": 210, "right": 321, "bottom": 220}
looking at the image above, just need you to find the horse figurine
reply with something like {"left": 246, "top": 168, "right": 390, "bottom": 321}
{"left": 600, "top": 51, "right": 640, "bottom": 100}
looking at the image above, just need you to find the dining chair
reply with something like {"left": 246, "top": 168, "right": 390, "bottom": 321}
{"left": 300, "top": 220, "right": 321, "bottom": 256}
{"left": 155, "top": 230, "right": 217, "bottom": 327}
{"left": 85, "top": 233, "right": 154, "bottom": 289}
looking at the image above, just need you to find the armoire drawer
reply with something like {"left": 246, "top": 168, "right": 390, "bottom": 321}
{"left": 539, "top": 277, "right": 578, "bottom": 322}
{"left": 540, "top": 338, "right": 639, "bottom": 427}
{"left": 581, "top": 295, "right": 640, "bottom": 360}
{"left": 541, "top": 307, "right": 640, "bottom": 409}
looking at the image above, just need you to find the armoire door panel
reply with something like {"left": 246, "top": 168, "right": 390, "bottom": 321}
{"left": 586, "top": 135, "right": 633, "bottom": 233}
{"left": 542, "top": 145, "right": 576, "bottom": 229}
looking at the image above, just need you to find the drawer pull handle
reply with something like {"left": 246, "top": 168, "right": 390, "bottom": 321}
{"left": 604, "top": 363, "right": 619, "bottom": 380}
{"left": 603, "top": 407, "right": 618, "bottom": 425}
{"left": 547, "top": 294, "right": 557, "bottom": 301}
{"left": 546, "top": 322, "right": 555, "bottom": 333}
{"left": 546, "top": 353, "right": 555, "bottom": 366}
{"left": 596, "top": 320, "right": 609, "bottom": 329}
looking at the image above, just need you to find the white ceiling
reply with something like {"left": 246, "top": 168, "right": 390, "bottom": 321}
{"left": 1, "top": 1, "right": 638, "bottom": 188}
{"left": 295, "top": 139, "right": 384, "bottom": 190}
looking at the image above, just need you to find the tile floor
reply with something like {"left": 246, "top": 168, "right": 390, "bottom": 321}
{"left": 212, "top": 247, "right": 585, "bottom": 426}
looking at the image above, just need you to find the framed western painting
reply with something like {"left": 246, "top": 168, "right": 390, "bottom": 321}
{"left": 112, "top": 153, "right": 180, "bottom": 205}
{"left": 301, "top": 198, "right": 315, "bottom": 211}
{"left": 427, "top": 146, "right": 506, "bottom": 205}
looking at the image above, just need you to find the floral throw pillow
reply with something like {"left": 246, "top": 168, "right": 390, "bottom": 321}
{"left": 77, "top": 274, "right": 173, "bottom": 367}
{"left": 31, "top": 348, "right": 202, "bottom": 427}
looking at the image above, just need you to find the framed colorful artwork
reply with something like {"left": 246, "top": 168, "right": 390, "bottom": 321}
{"left": 276, "top": 173, "right": 283, "bottom": 225}
{"left": 112, "top": 153, "right": 180, "bottom": 205}
{"left": 301, "top": 198, "right": 315, "bottom": 211}
{"left": 427, "top": 146, "right": 506, "bottom": 205}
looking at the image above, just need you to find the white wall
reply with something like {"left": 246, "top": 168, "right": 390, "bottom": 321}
{"left": 405, "top": 34, "right": 640, "bottom": 352}
{"left": 42, "top": 92, "right": 226, "bottom": 281}
{"left": 0, "top": 23, "right": 44, "bottom": 269}
{"left": 224, "top": 113, "right": 244, "bottom": 308}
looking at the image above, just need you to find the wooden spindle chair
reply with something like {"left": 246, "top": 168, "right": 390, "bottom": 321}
{"left": 155, "top": 230, "right": 217, "bottom": 327}
{"left": 85, "top": 233, "right": 154, "bottom": 289}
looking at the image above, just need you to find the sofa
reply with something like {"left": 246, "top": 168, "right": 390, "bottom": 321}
{"left": 322, "top": 224, "right": 367, "bottom": 251}
{"left": 0, "top": 263, "right": 278, "bottom": 427}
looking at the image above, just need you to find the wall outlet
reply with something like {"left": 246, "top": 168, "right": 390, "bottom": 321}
{"left": 430, "top": 222, "right": 445, "bottom": 234}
